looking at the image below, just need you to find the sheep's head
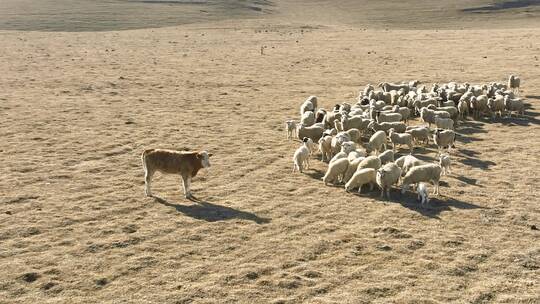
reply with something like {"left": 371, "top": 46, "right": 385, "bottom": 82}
{"left": 401, "top": 184, "right": 410, "bottom": 194}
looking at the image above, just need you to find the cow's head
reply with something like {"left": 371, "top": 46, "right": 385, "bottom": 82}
{"left": 198, "top": 151, "right": 212, "bottom": 168}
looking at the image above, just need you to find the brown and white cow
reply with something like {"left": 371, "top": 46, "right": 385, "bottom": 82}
{"left": 141, "top": 149, "right": 212, "bottom": 199}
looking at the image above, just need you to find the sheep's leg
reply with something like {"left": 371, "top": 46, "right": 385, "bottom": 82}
{"left": 144, "top": 169, "right": 154, "bottom": 197}
{"left": 369, "top": 183, "right": 374, "bottom": 191}
{"left": 432, "top": 180, "right": 439, "bottom": 195}
{"left": 386, "top": 188, "right": 391, "bottom": 199}
{"left": 380, "top": 188, "right": 385, "bottom": 198}
{"left": 358, "top": 184, "right": 363, "bottom": 194}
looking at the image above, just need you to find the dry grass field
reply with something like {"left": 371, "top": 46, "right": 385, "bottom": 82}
{"left": 1, "top": 1, "right": 539, "bottom": 303}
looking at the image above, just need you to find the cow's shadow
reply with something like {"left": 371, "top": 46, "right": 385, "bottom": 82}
{"left": 154, "top": 196, "right": 270, "bottom": 224}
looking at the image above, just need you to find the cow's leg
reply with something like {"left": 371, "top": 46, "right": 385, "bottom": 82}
{"left": 144, "top": 168, "right": 154, "bottom": 197}
{"left": 181, "top": 174, "right": 191, "bottom": 198}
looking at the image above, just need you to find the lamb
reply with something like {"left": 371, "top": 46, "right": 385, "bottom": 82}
{"left": 417, "top": 182, "right": 430, "bottom": 205}
{"left": 292, "top": 137, "right": 312, "bottom": 173}
{"left": 457, "top": 99, "right": 469, "bottom": 120}
{"left": 433, "top": 129, "right": 456, "bottom": 155}
{"left": 405, "top": 126, "right": 430, "bottom": 145}
{"left": 434, "top": 116, "right": 454, "bottom": 130}
{"left": 366, "top": 130, "right": 387, "bottom": 155}
{"left": 297, "top": 123, "right": 324, "bottom": 142}
{"left": 376, "top": 163, "right": 401, "bottom": 198}
{"left": 392, "top": 105, "right": 411, "bottom": 123}
{"left": 285, "top": 120, "right": 297, "bottom": 139}
{"left": 388, "top": 128, "right": 413, "bottom": 154}
{"left": 323, "top": 158, "right": 349, "bottom": 185}
{"left": 345, "top": 168, "right": 377, "bottom": 194}
{"left": 378, "top": 149, "right": 394, "bottom": 165}
{"left": 300, "top": 110, "right": 315, "bottom": 126}
{"left": 401, "top": 164, "right": 442, "bottom": 195}
{"left": 508, "top": 75, "right": 520, "bottom": 95}
{"left": 439, "top": 153, "right": 451, "bottom": 175}
{"left": 318, "top": 135, "right": 333, "bottom": 162}
{"left": 368, "top": 121, "right": 407, "bottom": 133}
{"left": 376, "top": 111, "right": 402, "bottom": 123}
{"left": 503, "top": 95, "right": 525, "bottom": 117}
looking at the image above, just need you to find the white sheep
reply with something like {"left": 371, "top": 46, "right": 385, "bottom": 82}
{"left": 285, "top": 120, "right": 297, "bottom": 139}
{"left": 341, "top": 115, "right": 369, "bottom": 131}
{"left": 508, "top": 75, "right": 520, "bottom": 95}
{"left": 388, "top": 128, "right": 413, "bottom": 154}
{"left": 292, "top": 137, "right": 311, "bottom": 173}
{"left": 401, "top": 155, "right": 426, "bottom": 177}
{"left": 405, "top": 126, "right": 430, "bottom": 145}
{"left": 357, "top": 155, "right": 382, "bottom": 171}
{"left": 392, "top": 105, "right": 411, "bottom": 123}
{"left": 457, "top": 100, "right": 469, "bottom": 120}
{"left": 368, "top": 121, "right": 407, "bottom": 133}
{"left": 297, "top": 123, "right": 324, "bottom": 142}
{"left": 378, "top": 149, "right": 394, "bottom": 165}
{"left": 323, "top": 158, "right": 349, "bottom": 185}
{"left": 439, "top": 153, "right": 451, "bottom": 175}
{"left": 318, "top": 135, "right": 333, "bottom": 162}
{"left": 305, "top": 138, "right": 317, "bottom": 156}
{"left": 306, "top": 95, "right": 318, "bottom": 110}
{"left": 503, "top": 95, "right": 525, "bottom": 117}
{"left": 343, "top": 156, "right": 366, "bottom": 183}
{"left": 329, "top": 141, "right": 356, "bottom": 164}
{"left": 469, "top": 95, "right": 488, "bottom": 119}
{"left": 378, "top": 82, "right": 409, "bottom": 93}
{"left": 401, "top": 164, "right": 442, "bottom": 195}
{"left": 434, "top": 116, "right": 454, "bottom": 130}
{"left": 376, "top": 163, "right": 401, "bottom": 199}
{"left": 331, "top": 132, "right": 352, "bottom": 155}
{"left": 348, "top": 150, "right": 367, "bottom": 161}
{"left": 377, "top": 111, "right": 402, "bottom": 123}
{"left": 366, "top": 130, "right": 387, "bottom": 155}
{"left": 487, "top": 96, "right": 505, "bottom": 119}
{"left": 433, "top": 129, "right": 456, "bottom": 155}
{"left": 345, "top": 168, "right": 377, "bottom": 194}
{"left": 300, "top": 110, "right": 315, "bottom": 126}
{"left": 417, "top": 182, "right": 429, "bottom": 205}
{"left": 300, "top": 99, "right": 314, "bottom": 116}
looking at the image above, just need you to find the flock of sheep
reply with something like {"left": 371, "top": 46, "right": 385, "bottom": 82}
{"left": 287, "top": 75, "right": 524, "bottom": 205}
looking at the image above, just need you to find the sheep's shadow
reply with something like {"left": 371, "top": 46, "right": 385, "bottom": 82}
{"left": 459, "top": 156, "right": 496, "bottom": 170}
{"left": 383, "top": 190, "right": 486, "bottom": 219}
{"left": 304, "top": 168, "right": 325, "bottom": 181}
{"left": 153, "top": 196, "right": 270, "bottom": 224}
{"left": 452, "top": 175, "right": 485, "bottom": 187}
